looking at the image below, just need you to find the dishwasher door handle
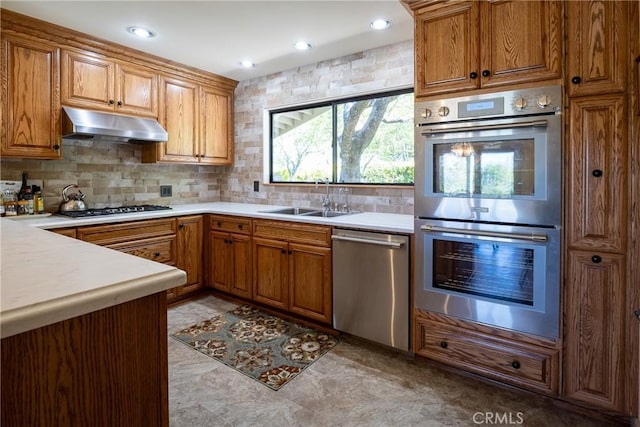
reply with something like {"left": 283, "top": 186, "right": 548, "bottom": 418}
{"left": 331, "top": 235, "right": 405, "bottom": 249}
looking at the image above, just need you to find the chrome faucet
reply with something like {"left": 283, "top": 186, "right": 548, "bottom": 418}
{"left": 316, "top": 178, "right": 331, "bottom": 211}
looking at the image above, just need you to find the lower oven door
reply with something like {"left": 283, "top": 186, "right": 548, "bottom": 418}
{"left": 415, "top": 219, "right": 560, "bottom": 339}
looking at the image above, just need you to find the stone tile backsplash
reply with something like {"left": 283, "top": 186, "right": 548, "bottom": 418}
{"left": 1, "top": 40, "right": 414, "bottom": 215}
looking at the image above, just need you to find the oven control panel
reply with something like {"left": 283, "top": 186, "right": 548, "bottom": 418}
{"left": 416, "top": 85, "right": 562, "bottom": 124}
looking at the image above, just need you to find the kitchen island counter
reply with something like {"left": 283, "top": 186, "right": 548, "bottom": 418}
{"left": 12, "top": 202, "right": 414, "bottom": 234}
{"left": 0, "top": 219, "right": 186, "bottom": 338}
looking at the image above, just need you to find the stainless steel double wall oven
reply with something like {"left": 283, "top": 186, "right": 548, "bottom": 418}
{"left": 414, "top": 86, "right": 562, "bottom": 339}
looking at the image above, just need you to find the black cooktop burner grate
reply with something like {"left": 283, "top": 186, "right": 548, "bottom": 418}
{"left": 57, "top": 204, "right": 172, "bottom": 218}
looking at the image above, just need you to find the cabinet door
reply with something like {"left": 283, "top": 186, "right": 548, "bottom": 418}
{"left": 253, "top": 237, "right": 288, "bottom": 310}
{"left": 115, "top": 62, "right": 158, "bottom": 117}
{"left": 61, "top": 49, "right": 115, "bottom": 111}
{"left": 480, "top": 0, "right": 562, "bottom": 88}
{"left": 200, "top": 85, "right": 233, "bottom": 165}
{"left": 288, "top": 243, "right": 332, "bottom": 324}
{"left": 154, "top": 75, "right": 199, "bottom": 163}
{"left": 1, "top": 35, "right": 61, "bottom": 159}
{"left": 564, "top": 250, "right": 626, "bottom": 413}
{"left": 176, "top": 215, "right": 203, "bottom": 296}
{"left": 208, "top": 231, "right": 232, "bottom": 292}
{"left": 567, "top": 95, "right": 626, "bottom": 252}
{"left": 230, "top": 234, "right": 252, "bottom": 299}
{"left": 414, "top": 1, "right": 480, "bottom": 97}
{"left": 567, "top": 1, "right": 628, "bottom": 97}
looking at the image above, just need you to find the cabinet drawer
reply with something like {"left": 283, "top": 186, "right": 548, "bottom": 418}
{"left": 416, "top": 317, "right": 559, "bottom": 395}
{"left": 210, "top": 215, "right": 251, "bottom": 235}
{"left": 107, "top": 236, "right": 176, "bottom": 264}
{"left": 77, "top": 218, "right": 176, "bottom": 245}
{"left": 252, "top": 219, "right": 330, "bottom": 247}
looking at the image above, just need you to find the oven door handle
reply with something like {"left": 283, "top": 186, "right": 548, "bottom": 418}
{"left": 421, "top": 120, "right": 548, "bottom": 136}
{"left": 420, "top": 225, "right": 548, "bottom": 242}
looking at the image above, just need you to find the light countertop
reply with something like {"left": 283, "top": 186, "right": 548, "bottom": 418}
{"left": 1, "top": 202, "right": 412, "bottom": 338}
{"left": 15, "top": 202, "right": 415, "bottom": 234}
{"left": 0, "top": 220, "right": 186, "bottom": 338}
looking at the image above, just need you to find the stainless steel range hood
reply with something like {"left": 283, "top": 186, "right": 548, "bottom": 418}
{"left": 61, "top": 106, "right": 168, "bottom": 143}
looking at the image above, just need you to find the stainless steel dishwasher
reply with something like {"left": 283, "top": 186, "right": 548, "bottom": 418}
{"left": 331, "top": 228, "right": 410, "bottom": 351}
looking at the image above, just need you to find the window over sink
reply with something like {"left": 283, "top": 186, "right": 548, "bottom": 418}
{"left": 267, "top": 88, "right": 414, "bottom": 185}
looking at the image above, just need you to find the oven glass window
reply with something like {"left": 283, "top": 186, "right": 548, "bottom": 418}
{"left": 433, "top": 139, "right": 535, "bottom": 197}
{"left": 432, "top": 239, "right": 534, "bottom": 305}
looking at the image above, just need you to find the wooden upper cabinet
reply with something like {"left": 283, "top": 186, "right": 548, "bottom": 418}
{"left": 61, "top": 49, "right": 158, "bottom": 117}
{"left": 479, "top": 0, "right": 562, "bottom": 88}
{"left": 415, "top": 1, "right": 480, "bottom": 97}
{"left": 566, "top": 1, "right": 628, "bottom": 97}
{"left": 200, "top": 85, "right": 234, "bottom": 165}
{"left": 414, "top": 0, "right": 562, "bottom": 98}
{"left": 142, "top": 75, "right": 234, "bottom": 165}
{"left": 1, "top": 34, "right": 62, "bottom": 159}
{"left": 566, "top": 95, "right": 627, "bottom": 252}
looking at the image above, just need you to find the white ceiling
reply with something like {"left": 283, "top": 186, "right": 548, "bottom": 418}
{"left": 1, "top": 1, "right": 414, "bottom": 82}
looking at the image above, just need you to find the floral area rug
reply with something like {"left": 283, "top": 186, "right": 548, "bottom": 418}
{"left": 171, "top": 304, "right": 339, "bottom": 390}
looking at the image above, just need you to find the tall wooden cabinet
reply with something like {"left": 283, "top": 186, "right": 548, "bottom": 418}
{"left": 1, "top": 33, "right": 62, "bottom": 159}
{"left": 564, "top": 0, "right": 637, "bottom": 417}
{"left": 413, "top": 0, "right": 562, "bottom": 98}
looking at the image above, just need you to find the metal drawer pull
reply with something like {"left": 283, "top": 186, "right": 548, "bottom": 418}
{"left": 331, "top": 235, "right": 404, "bottom": 249}
{"left": 422, "top": 120, "right": 548, "bottom": 136}
{"left": 635, "top": 310, "right": 640, "bottom": 321}
{"left": 420, "top": 225, "right": 548, "bottom": 242}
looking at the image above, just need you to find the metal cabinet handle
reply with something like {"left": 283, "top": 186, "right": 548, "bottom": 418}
{"left": 469, "top": 71, "right": 478, "bottom": 79}
{"left": 481, "top": 69, "right": 490, "bottom": 77}
{"left": 512, "top": 361, "right": 521, "bottom": 369}
{"left": 592, "top": 169, "right": 603, "bottom": 177}
{"left": 635, "top": 310, "right": 640, "bottom": 320}
{"left": 117, "top": 101, "right": 123, "bottom": 107}
{"left": 571, "top": 76, "right": 582, "bottom": 84}
{"left": 178, "top": 223, "right": 185, "bottom": 228}
{"left": 154, "top": 252, "right": 160, "bottom": 257}
{"left": 53, "top": 144, "right": 61, "bottom": 150}
{"left": 591, "top": 255, "right": 602, "bottom": 264}
{"left": 440, "top": 341, "right": 448, "bottom": 349}
{"left": 331, "top": 235, "right": 404, "bottom": 249}
{"left": 217, "top": 221, "right": 222, "bottom": 227}
{"left": 108, "top": 99, "right": 115, "bottom": 105}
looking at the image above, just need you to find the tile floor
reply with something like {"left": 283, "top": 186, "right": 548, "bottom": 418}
{"left": 168, "top": 295, "right": 614, "bottom": 427}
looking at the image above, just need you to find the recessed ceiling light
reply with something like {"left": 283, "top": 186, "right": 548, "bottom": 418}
{"left": 241, "top": 60, "right": 255, "bottom": 68}
{"left": 127, "top": 26, "right": 155, "bottom": 38}
{"left": 294, "top": 41, "right": 312, "bottom": 51}
{"left": 370, "top": 18, "right": 392, "bottom": 31}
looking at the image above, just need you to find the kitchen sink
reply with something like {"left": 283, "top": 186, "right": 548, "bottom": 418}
{"left": 261, "top": 207, "right": 321, "bottom": 215}
{"left": 261, "top": 207, "right": 356, "bottom": 217}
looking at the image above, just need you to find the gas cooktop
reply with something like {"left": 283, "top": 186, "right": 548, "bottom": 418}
{"left": 56, "top": 205, "right": 172, "bottom": 218}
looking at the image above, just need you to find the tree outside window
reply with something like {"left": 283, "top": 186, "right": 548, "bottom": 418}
{"left": 270, "top": 89, "right": 414, "bottom": 185}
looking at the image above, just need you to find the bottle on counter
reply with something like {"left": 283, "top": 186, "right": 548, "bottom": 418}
{"left": 32, "top": 185, "right": 44, "bottom": 214}
{"left": 22, "top": 187, "right": 34, "bottom": 214}
{"left": 0, "top": 192, "right": 5, "bottom": 217}
{"left": 4, "top": 190, "right": 17, "bottom": 216}
{"left": 17, "top": 200, "right": 28, "bottom": 215}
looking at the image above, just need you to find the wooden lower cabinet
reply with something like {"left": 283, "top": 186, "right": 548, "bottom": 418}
{"left": 208, "top": 231, "right": 252, "bottom": 299}
{"left": 1, "top": 292, "right": 169, "bottom": 427}
{"left": 252, "top": 219, "right": 332, "bottom": 324}
{"left": 175, "top": 215, "right": 204, "bottom": 297}
{"left": 564, "top": 250, "right": 627, "bottom": 413}
{"left": 75, "top": 217, "right": 201, "bottom": 302}
{"left": 415, "top": 311, "right": 560, "bottom": 396}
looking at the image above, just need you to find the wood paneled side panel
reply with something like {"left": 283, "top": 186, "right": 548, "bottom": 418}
{"left": 176, "top": 215, "right": 203, "bottom": 295}
{"left": 566, "top": 1, "right": 628, "bottom": 97}
{"left": 288, "top": 243, "right": 332, "bottom": 324}
{"left": 564, "top": 250, "right": 626, "bottom": 412}
{"left": 61, "top": 49, "right": 114, "bottom": 110}
{"left": 0, "top": 293, "right": 169, "bottom": 427}
{"left": 567, "top": 95, "right": 627, "bottom": 251}
{"left": 414, "top": 1, "right": 479, "bottom": 97}
{"left": 480, "top": 0, "right": 562, "bottom": 87}
{"left": 2, "top": 34, "right": 61, "bottom": 158}
{"left": 253, "top": 237, "right": 288, "bottom": 310}
{"left": 115, "top": 62, "right": 158, "bottom": 117}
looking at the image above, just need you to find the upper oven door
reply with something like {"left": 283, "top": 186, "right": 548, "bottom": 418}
{"left": 415, "top": 114, "right": 561, "bottom": 226}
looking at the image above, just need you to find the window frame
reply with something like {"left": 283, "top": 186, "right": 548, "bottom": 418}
{"left": 267, "top": 87, "right": 415, "bottom": 186}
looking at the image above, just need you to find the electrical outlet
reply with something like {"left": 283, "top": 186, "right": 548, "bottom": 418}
{"left": 160, "top": 185, "right": 172, "bottom": 197}
{"left": 253, "top": 181, "right": 259, "bottom": 192}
